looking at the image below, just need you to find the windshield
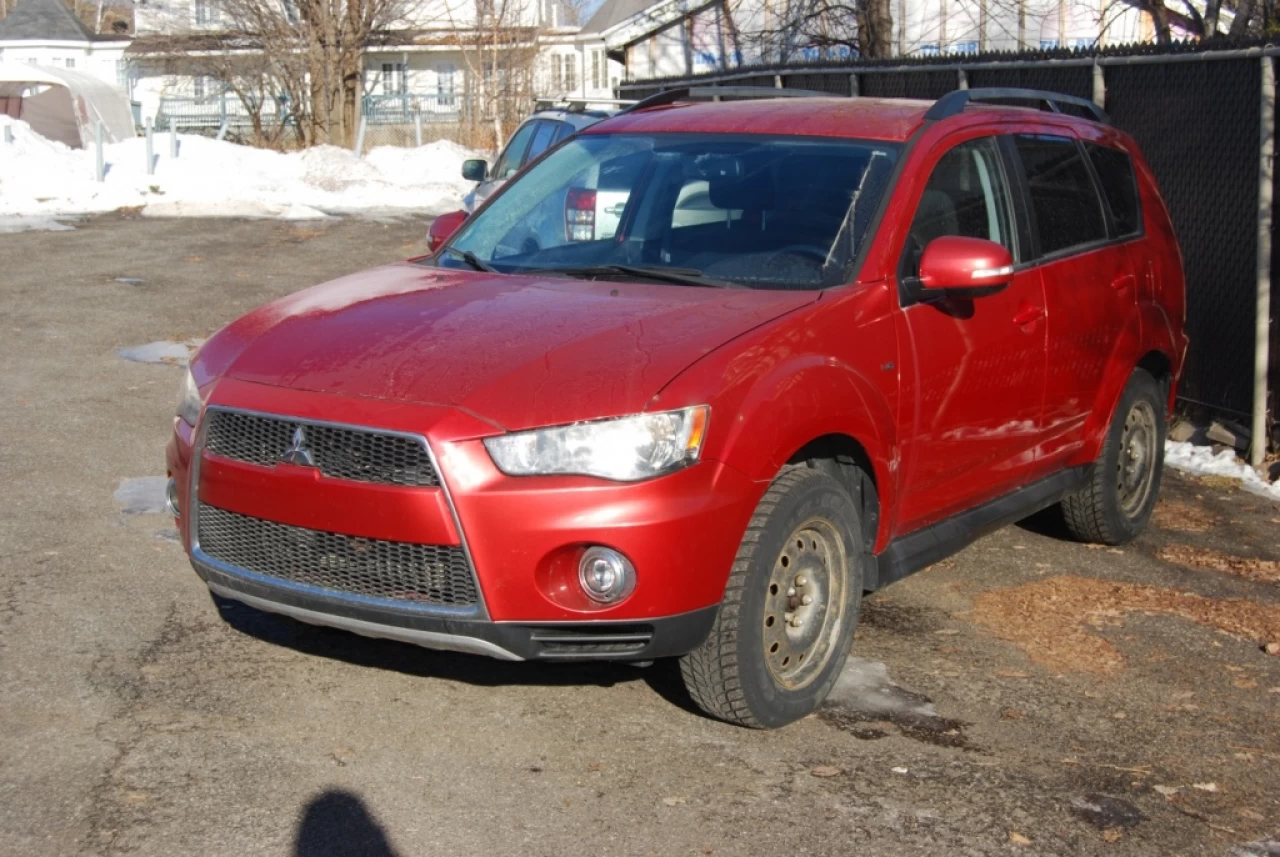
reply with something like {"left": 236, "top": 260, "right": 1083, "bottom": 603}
{"left": 437, "top": 133, "right": 900, "bottom": 290}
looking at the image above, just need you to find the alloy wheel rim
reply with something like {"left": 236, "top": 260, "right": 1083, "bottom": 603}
{"left": 762, "top": 519, "right": 848, "bottom": 690}
{"left": 1116, "top": 400, "right": 1158, "bottom": 518}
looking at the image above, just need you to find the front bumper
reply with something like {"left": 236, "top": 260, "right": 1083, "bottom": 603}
{"left": 167, "top": 379, "right": 756, "bottom": 662}
{"left": 197, "top": 554, "right": 718, "bottom": 661}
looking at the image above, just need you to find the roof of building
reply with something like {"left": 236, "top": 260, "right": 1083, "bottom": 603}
{"left": 578, "top": 0, "right": 657, "bottom": 35}
{"left": 0, "top": 0, "right": 97, "bottom": 42}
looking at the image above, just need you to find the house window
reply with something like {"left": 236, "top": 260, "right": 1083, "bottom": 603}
{"left": 116, "top": 59, "right": 129, "bottom": 88}
{"left": 193, "top": 75, "right": 205, "bottom": 98}
{"left": 284, "top": 0, "right": 298, "bottom": 23}
{"left": 64, "top": 57, "right": 75, "bottom": 68}
{"left": 192, "top": 0, "right": 217, "bottom": 24}
{"left": 436, "top": 63, "right": 456, "bottom": 108}
{"left": 194, "top": 0, "right": 218, "bottom": 25}
{"left": 381, "top": 63, "right": 406, "bottom": 96}
{"left": 591, "top": 49, "right": 601, "bottom": 90}
{"left": 551, "top": 54, "right": 562, "bottom": 90}
{"left": 1039, "top": 39, "right": 1060, "bottom": 48}
{"left": 563, "top": 54, "right": 575, "bottom": 92}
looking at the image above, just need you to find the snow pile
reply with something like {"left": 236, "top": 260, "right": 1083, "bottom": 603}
{"left": 1164, "top": 440, "right": 1280, "bottom": 501}
{"left": 0, "top": 115, "right": 477, "bottom": 221}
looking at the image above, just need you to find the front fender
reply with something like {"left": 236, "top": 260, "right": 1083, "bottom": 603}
{"left": 652, "top": 287, "right": 901, "bottom": 550}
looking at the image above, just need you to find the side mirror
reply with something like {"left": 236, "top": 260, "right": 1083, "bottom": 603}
{"left": 461, "top": 159, "right": 489, "bottom": 182}
{"left": 428, "top": 210, "right": 468, "bottom": 253}
{"left": 917, "top": 236, "right": 1014, "bottom": 295}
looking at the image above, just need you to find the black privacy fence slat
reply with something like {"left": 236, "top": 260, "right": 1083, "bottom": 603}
{"left": 965, "top": 66, "right": 1093, "bottom": 101}
{"left": 618, "top": 42, "right": 1276, "bottom": 425}
{"left": 1106, "top": 59, "right": 1261, "bottom": 415}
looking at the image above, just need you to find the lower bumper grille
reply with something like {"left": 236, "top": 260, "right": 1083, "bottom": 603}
{"left": 196, "top": 504, "right": 478, "bottom": 608}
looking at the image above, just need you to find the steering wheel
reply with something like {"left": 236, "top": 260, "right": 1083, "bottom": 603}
{"left": 764, "top": 245, "right": 830, "bottom": 266}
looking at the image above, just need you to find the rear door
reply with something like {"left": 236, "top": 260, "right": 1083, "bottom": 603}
{"left": 1009, "top": 133, "right": 1138, "bottom": 464}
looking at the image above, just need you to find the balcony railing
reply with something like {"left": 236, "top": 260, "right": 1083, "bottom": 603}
{"left": 362, "top": 93, "right": 460, "bottom": 123}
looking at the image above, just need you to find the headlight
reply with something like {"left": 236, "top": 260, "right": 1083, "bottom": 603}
{"left": 176, "top": 368, "right": 204, "bottom": 427}
{"left": 484, "top": 406, "right": 709, "bottom": 481}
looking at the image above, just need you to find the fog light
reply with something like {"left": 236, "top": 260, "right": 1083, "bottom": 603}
{"left": 164, "top": 477, "right": 180, "bottom": 517}
{"left": 578, "top": 546, "right": 635, "bottom": 604}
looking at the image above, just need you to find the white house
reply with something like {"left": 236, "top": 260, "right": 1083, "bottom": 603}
{"left": 122, "top": 0, "right": 594, "bottom": 128}
{"left": 0, "top": 0, "right": 132, "bottom": 93}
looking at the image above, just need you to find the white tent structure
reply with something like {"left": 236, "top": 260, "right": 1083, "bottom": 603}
{"left": 0, "top": 62, "right": 134, "bottom": 148}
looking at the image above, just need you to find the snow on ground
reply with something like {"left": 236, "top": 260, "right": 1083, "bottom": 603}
{"left": 1165, "top": 440, "right": 1280, "bottom": 501}
{"left": 0, "top": 116, "right": 477, "bottom": 222}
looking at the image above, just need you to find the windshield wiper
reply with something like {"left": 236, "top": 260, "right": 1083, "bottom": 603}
{"left": 442, "top": 246, "right": 498, "bottom": 273}
{"left": 538, "top": 264, "right": 744, "bottom": 289}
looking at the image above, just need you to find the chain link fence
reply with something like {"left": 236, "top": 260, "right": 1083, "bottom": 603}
{"left": 620, "top": 42, "right": 1277, "bottom": 437}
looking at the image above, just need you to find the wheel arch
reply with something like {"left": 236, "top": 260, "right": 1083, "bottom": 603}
{"left": 786, "top": 434, "right": 881, "bottom": 561}
{"left": 1074, "top": 305, "right": 1178, "bottom": 465}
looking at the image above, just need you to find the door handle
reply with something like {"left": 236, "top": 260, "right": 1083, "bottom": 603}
{"left": 1013, "top": 304, "right": 1045, "bottom": 326}
{"left": 1110, "top": 274, "right": 1136, "bottom": 291}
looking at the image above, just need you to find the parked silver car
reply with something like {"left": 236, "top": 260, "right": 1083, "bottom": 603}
{"left": 461, "top": 100, "right": 632, "bottom": 213}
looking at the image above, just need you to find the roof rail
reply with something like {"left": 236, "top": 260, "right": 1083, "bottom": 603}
{"left": 532, "top": 96, "right": 638, "bottom": 113}
{"left": 616, "top": 85, "right": 833, "bottom": 116}
{"left": 925, "top": 88, "right": 1110, "bottom": 125}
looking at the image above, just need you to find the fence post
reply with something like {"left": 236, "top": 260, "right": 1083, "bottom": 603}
{"left": 354, "top": 115, "right": 367, "bottom": 156}
{"left": 774, "top": 74, "right": 783, "bottom": 89}
{"left": 415, "top": 111, "right": 423, "bottom": 147}
{"left": 145, "top": 120, "right": 154, "bottom": 176}
{"left": 94, "top": 120, "right": 104, "bottom": 182}
{"left": 1092, "top": 60, "right": 1105, "bottom": 108}
{"left": 169, "top": 119, "right": 177, "bottom": 159}
{"left": 957, "top": 68, "right": 969, "bottom": 90}
{"left": 850, "top": 73, "right": 859, "bottom": 97}
{"left": 1253, "top": 55, "right": 1275, "bottom": 467}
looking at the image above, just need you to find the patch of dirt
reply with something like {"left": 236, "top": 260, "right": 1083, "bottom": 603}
{"left": 1156, "top": 546, "right": 1280, "bottom": 584}
{"left": 1151, "top": 501, "right": 1222, "bottom": 533}
{"left": 970, "top": 576, "right": 1280, "bottom": 673}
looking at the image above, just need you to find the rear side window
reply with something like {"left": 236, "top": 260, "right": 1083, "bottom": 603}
{"left": 526, "top": 120, "right": 560, "bottom": 162}
{"left": 551, "top": 121, "right": 575, "bottom": 144}
{"left": 1013, "top": 135, "right": 1107, "bottom": 256}
{"left": 493, "top": 121, "right": 538, "bottom": 179}
{"left": 1086, "top": 144, "right": 1142, "bottom": 237}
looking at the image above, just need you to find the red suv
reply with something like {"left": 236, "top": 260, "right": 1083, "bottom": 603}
{"left": 166, "top": 87, "right": 1186, "bottom": 728}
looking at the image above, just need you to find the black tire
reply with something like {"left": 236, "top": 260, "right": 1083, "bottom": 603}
{"left": 680, "top": 466, "right": 865, "bottom": 728}
{"left": 1061, "top": 369, "right": 1166, "bottom": 545}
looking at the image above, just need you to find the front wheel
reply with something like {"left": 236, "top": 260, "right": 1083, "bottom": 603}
{"left": 1061, "top": 369, "right": 1166, "bottom": 545}
{"left": 680, "top": 466, "right": 865, "bottom": 728}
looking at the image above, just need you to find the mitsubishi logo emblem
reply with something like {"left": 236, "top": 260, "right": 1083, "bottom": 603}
{"left": 281, "top": 426, "right": 316, "bottom": 467}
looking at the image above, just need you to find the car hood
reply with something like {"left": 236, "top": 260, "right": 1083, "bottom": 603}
{"left": 220, "top": 263, "right": 817, "bottom": 431}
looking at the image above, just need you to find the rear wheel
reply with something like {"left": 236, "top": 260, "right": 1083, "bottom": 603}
{"left": 680, "top": 466, "right": 865, "bottom": 728}
{"left": 1061, "top": 369, "right": 1166, "bottom": 545}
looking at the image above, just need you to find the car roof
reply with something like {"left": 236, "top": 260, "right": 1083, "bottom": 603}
{"left": 584, "top": 95, "right": 1097, "bottom": 143}
{"left": 528, "top": 108, "right": 618, "bottom": 129}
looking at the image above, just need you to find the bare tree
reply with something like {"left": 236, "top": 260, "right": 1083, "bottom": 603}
{"left": 148, "top": 0, "right": 424, "bottom": 147}
{"left": 730, "top": 0, "right": 894, "bottom": 61}
{"left": 442, "top": 0, "right": 542, "bottom": 149}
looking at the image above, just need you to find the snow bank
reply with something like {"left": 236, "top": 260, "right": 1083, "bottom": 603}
{"left": 1165, "top": 440, "right": 1280, "bottom": 501}
{"left": 0, "top": 116, "right": 476, "bottom": 220}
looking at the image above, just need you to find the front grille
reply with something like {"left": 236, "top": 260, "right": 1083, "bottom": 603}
{"left": 204, "top": 410, "right": 439, "bottom": 488}
{"left": 197, "top": 504, "right": 477, "bottom": 607}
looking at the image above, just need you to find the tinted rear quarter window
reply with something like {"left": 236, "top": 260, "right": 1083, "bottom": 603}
{"left": 526, "top": 120, "right": 560, "bottom": 161}
{"left": 1013, "top": 135, "right": 1107, "bottom": 256}
{"left": 1086, "top": 144, "right": 1142, "bottom": 237}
